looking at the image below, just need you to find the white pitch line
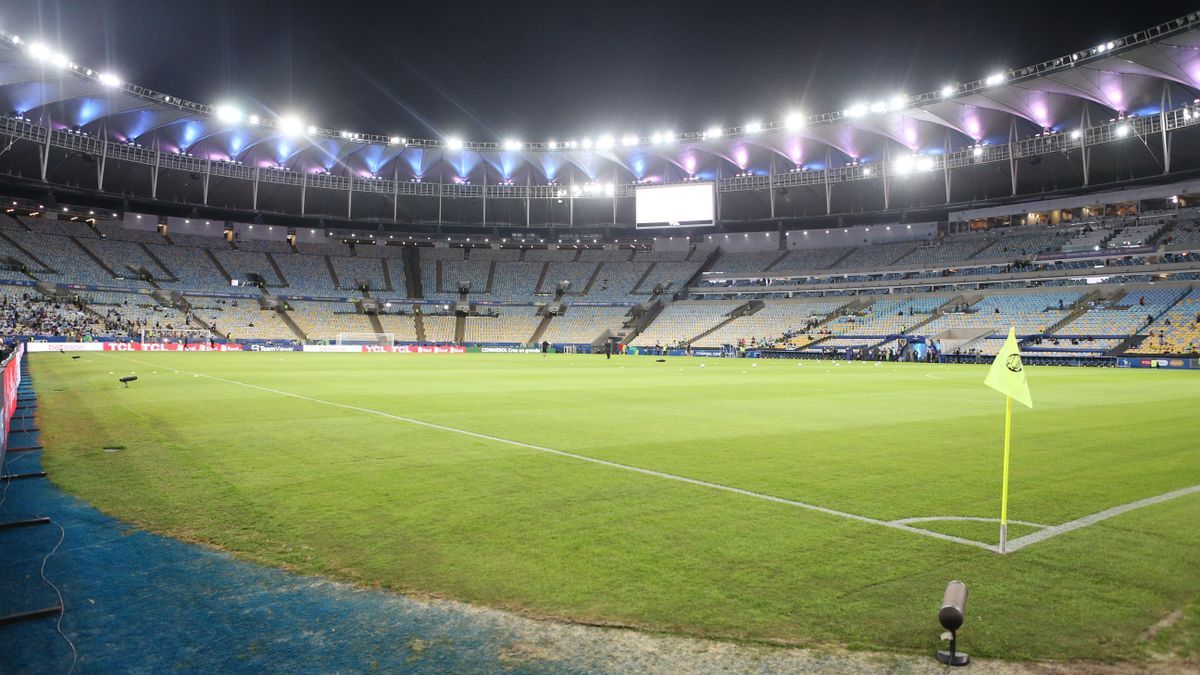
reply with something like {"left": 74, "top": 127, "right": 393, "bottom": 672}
{"left": 96, "top": 355, "right": 1200, "bottom": 555}
{"left": 103, "top": 355, "right": 997, "bottom": 552}
{"left": 892, "top": 516, "right": 1049, "bottom": 529}
{"left": 1003, "top": 484, "right": 1200, "bottom": 552}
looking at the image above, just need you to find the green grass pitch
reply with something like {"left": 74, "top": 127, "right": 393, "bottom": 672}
{"left": 31, "top": 351, "right": 1200, "bottom": 663}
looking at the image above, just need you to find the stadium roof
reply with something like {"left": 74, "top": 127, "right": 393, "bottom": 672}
{"left": 2, "top": 13, "right": 1199, "bottom": 186}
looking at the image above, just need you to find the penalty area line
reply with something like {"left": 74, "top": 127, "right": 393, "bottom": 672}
{"left": 103, "top": 354, "right": 998, "bottom": 552}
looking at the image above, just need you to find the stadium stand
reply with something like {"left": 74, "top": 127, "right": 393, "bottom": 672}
{"left": 540, "top": 305, "right": 631, "bottom": 344}
{"left": 1136, "top": 288, "right": 1200, "bottom": 354}
{"left": 463, "top": 305, "right": 541, "bottom": 344}
{"left": 629, "top": 300, "right": 743, "bottom": 347}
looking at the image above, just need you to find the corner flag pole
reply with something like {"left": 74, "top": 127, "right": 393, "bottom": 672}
{"left": 999, "top": 395, "right": 1012, "bottom": 554}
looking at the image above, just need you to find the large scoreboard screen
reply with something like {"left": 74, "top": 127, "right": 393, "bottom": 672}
{"left": 635, "top": 182, "right": 715, "bottom": 229}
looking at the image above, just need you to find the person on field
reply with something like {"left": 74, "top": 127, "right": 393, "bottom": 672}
{"left": 604, "top": 341, "right": 612, "bottom": 360}
{"left": 541, "top": 340, "right": 549, "bottom": 357}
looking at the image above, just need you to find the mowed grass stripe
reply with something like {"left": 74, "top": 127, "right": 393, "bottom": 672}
{"left": 33, "top": 352, "right": 1200, "bottom": 661}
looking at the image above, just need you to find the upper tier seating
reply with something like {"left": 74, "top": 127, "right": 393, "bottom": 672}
{"left": 585, "top": 263, "right": 653, "bottom": 301}
{"left": 707, "top": 251, "right": 784, "bottom": 275}
{"left": 147, "top": 244, "right": 232, "bottom": 292}
{"left": 540, "top": 305, "right": 630, "bottom": 344}
{"left": 771, "top": 246, "right": 854, "bottom": 274}
{"left": 694, "top": 299, "right": 849, "bottom": 348}
{"left": 271, "top": 253, "right": 338, "bottom": 295}
{"left": 329, "top": 256, "right": 390, "bottom": 291}
{"left": 629, "top": 300, "right": 742, "bottom": 346}
{"left": 919, "top": 291, "right": 1084, "bottom": 337}
{"left": 1136, "top": 288, "right": 1200, "bottom": 354}
{"left": 463, "top": 305, "right": 541, "bottom": 344}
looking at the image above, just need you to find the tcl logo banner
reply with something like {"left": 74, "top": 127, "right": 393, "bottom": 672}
{"left": 102, "top": 343, "right": 244, "bottom": 352}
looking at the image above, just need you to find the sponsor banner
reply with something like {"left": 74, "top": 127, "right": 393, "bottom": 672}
{"left": 478, "top": 347, "right": 540, "bottom": 354}
{"left": 102, "top": 342, "right": 245, "bottom": 352}
{"left": 247, "top": 344, "right": 303, "bottom": 352}
{"left": 1117, "top": 357, "right": 1198, "bottom": 369}
{"left": 1, "top": 343, "right": 25, "bottom": 461}
{"left": 26, "top": 342, "right": 106, "bottom": 352}
{"left": 304, "top": 344, "right": 466, "bottom": 353}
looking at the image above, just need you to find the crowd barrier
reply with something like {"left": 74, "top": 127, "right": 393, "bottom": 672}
{"left": 0, "top": 343, "right": 25, "bottom": 465}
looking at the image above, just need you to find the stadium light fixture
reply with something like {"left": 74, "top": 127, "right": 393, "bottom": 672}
{"left": 985, "top": 72, "right": 1006, "bottom": 86}
{"left": 547, "top": 140, "right": 558, "bottom": 150}
{"left": 307, "top": 125, "right": 319, "bottom": 134}
{"left": 972, "top": 146, "right": 983, "bottom": 157}
{"left": 604, "top": 183, "right": 615, "bottom": 196}
{"left": 917, "top": 156, "right": 934, "bottom": 172}
{"left": 97, "top": 72, "right": 121, "bottom": 88}
{"left": 651, "top": 132, "right": 664, "bottom": 144}
{"left": 784, "top": 112, "right": 805, "bottom": 130}
{"left": 278, "top": 116, "right": 304, "bottom": 136}
{"left": 894, "top": 155, "right": 915, "bottom": 175}
{"left": 445, "top": 137, "right": 464, "bottom": 150}
{"left": 27, "top": 41, "right": 53, "bottom": 61}
{"left": 581, "top": 137, "right": 594, "bottom": 150}
{"left": 889, "top": 95, "right": 906, "bottom": 109}
{"left": 664, "top": 130, "right": 676, "bottom": 143}
{"left": 1070, "top": 129, "right": 1082, "bottom": 139}
{"left": 870, "top": 101, "right": 887, "bottom": 114}
{"left": 705, "top": 127, "right": 723, "bottom": 139}
{"left": 846, "top": 104, "right": 868, "bottom": 118}
{"left": 388, "top": 136, "right": 402, "bottom": 145}
{"left": 1115, "top": 123, "right": 1130, "bottom": 137}
{"left": 744, "top": 121, "right": 762, "bottom": 134}
{"left": 622, "top": 134, "right": 639, "bottom": 147}
{"left": 503, "top": 139, "right": 522, "bottom": 151}
{"left": 247, "top": 114, "right": 260, "bottom": 125}
{"left": 215, "top": 104, "right": 243, "bottom": 125}
{"left": 597, "top": 134, "right": 615, "bottom": 150}
{"left": 940, "top": 85, "right": 955, "bottom": 98}
{"left": 862, "top": 167, "right": 872, "bottom": 176}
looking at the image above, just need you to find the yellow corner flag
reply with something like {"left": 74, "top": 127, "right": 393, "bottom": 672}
{"left": 984, "top": 327, "right": 1033, "bottom": 553}
{"left": 985, "top": 327, "right": 1033, "bottom": 409}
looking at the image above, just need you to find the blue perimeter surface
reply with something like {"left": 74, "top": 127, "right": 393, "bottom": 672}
{"left": 0, "top": 367, "right": 577, "bottom": 674}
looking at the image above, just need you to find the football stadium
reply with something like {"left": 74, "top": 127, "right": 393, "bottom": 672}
{"left": 2, "top": 2, "right": 1200, "bottom": 672}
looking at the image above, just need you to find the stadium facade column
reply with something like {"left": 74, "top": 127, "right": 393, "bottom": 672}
{"left": 97, "top": 122, "right": 109, "bottom": 191}
{"left": 569, "top": 180, "right": 574, "bottom": 226}
{"left": 1081, "top": 107, "right": 1091, "bottom": 186}
{"left": 438, "top": 170, "right": 444, "bottom": 225}
{"left": 393, "top": 165, "right": 399, "bottom": 222}
{"left": 612, "top": 178, "right": 617, "bottom": 225}
{"left": 348, "top": 174, "right": 354, "bottom": 219}
{"left": 301, "top": 164, "right": 308, "bottom": 215}
{"left": 715, "top": 163, "right": 722, "bottom": 223}
{"left": 482, "top": 170, "right": 487, "bottom": 225}
{"left": 943, "top": 131, "right": 952, "bottom": 203}
{"left": 824, "top": 148, "right": 832, "bottom": 215}
{"left": 526, "top": 175, "right": 531, "bottom": 227}
{"left": 769, "top": 155, "right": 776, "bottom": 220}
{"left": 202, "top": 158, "right": 211, "bottom": 205}
{"left": 882, "top": 144, "right": 891, "bottom": 210}
{"left": 1008, "top": 118, "right": 1018, "bottom": 196}
{"left": 37, "top": 113, "right": 50, "bottom": 182}
{"left": 151, "top": 141, "right": 161, "bottom": 199}
{"left": 252, "top": 165, "right": 260, "bottom": 210}
{"left": 1161, "top": 82, "right": 1172, "bottom": 175}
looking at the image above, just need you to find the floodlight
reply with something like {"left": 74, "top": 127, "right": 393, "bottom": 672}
{"left": 28, "top": 42, "right": 53, "bottom": 61}
{"left": 870, "top": 101, "right": 887, "bottom": 114}
{"left": 389, "top": 136, "right": 402, "bottom": 145}
{"left": 651, "top": 132, "right": 664, "bottom": 144}
{"left": 972, "top": 146, "right": 983, "bottom": 157}
{"left": 917, "top": 156, "right": 934, "bottom": 172}
{"left": 846, "top": 104, "right": 868, "bottom": 118}
{"left": 97, "top": 72, "right": 121, "bottom": 88}
{"left": 1115, "top": 124, "right": 1130, "bottom": 137}
{"left": 1070, "top": 129, "right": 1082, "bottom": 139}
{"left": 744, "top": 121, "right": 762, "bottom": 134}
{"left": 306, "top": 125, "right": 319, "bottom": 134}
{"left": 889, "top": 95, "right": 906, "bottom": 109}
{"left": 247, "top": 114, "right": 260, "bottom": 125}
{"left": 705, "top": 127, "right": 723, "bottom": 139}
{"left": 940, "top": 85, "right": 955, "bottom": 98}
{"left": 664, "top": 130, "right": 676, "bottom": 142}
{"left": 503, "top": 139, "right": 522, "bottom": 151}
{"left": 604, "top": 183, "right": 614, "bottom": 196}
{"left": 862, "top": 167, "right": 873, "bottom": 176}
{"left": 985, "top": 72, "right": 1005, "bottom": 86}
{"left": 215, "top": 104, "right": 243, "bottom": 124}
{"left": 445, "top": 137, "right": 464, "bottom": 150}
{"left": 597, "top": 135, "right": 615, "bottom": 150}
{"left": 581, "top": 137, "right": 594, "bottom": 149}
{"left": 894, "top": 156, "right": 915, "bottom": 174}
{"left": 784, "top": 112, "right": 805, "bottom": 130}
{"left": 622, "top": 134, "right": 639, "bottom": 147}
{"left": 278, "top": 116, "right": 304, "bottom": 135}
{"left": 547, "top": 140, "right": 558, "bottom": 149}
